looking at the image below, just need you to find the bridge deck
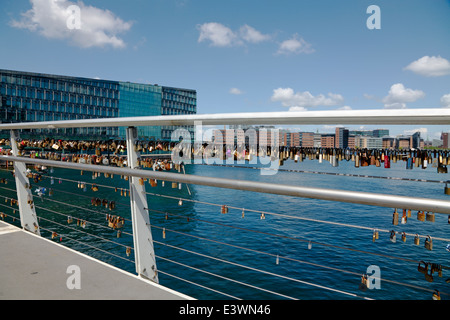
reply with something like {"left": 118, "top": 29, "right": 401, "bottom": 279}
{"left": 0, "top": 221, "right": 193, "bottom": 300}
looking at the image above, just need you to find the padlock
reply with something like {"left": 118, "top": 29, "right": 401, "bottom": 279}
{"left": 359, "top": 274, "right": 368, "bottom": 291}
{"left": 426, "top": 211, "right": 435, "bottom": 222}
{"left": 431, "top": 263, "right": 443, "bottom": 277}
{"left": 401, "top": 209, "right": 407, "bottom": 224}
{"left": 390, "top": 230, "right": 396, "bottom": 243}
{"left": 417, "top": 210, "right": 425, "bottom": 222}
{"left": 372, "top": 230, "right": 379, "bottom": 242}
{"left": 401, "top": 232, "right": 406, "bottom": 242}
{"left": 417, "top": 261, "right": 428, "bottom": 275}
{"left": 425, "top": 268, "right": 434, "bottom": 283}
{"left": 172, "top": 182, "right": 177, "bottom": 188}
{"left": 424, "top": 235, "right": 433, "bottom": 251}
{"left": 414, "top": 234, "right": 420, "bottom": 245}
{"left": 432, "top": 290, "right": 441, "bottom": 300}
{"left": 392, "top": 209, "right": 399, "bottom": 225}
{"left": 221, "top": 205, "right": 228, "bottom": 214}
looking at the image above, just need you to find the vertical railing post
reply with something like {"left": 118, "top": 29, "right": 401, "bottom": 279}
{"left": 10, "top": 130, "right": 40, "bottom": 235}
{"left": 126, "top": 126, "right": 158, "bottom": 282}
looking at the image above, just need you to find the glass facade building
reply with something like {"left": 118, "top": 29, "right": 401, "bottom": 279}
{"left": 0, "top": 69, "right": 196, "bottom": 140}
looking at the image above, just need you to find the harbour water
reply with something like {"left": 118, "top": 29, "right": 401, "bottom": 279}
{"left": 1, "top": 156, "right": 449, "bottom": 300}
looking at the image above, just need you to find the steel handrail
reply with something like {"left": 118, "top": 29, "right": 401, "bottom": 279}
{"left": 0, "top": 108, "right": 449, "bottom": 130}
{"left": 2, "top": 155, "right": 450, "bottom": 214}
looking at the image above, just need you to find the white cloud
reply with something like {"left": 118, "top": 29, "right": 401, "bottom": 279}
{"left": 197, "top": 22, "right": 270, "bottom": 47}
{"left": 441, "top": 94, "right": 450, "bottom": 108}
{"left": 276, "top": 34, "right": 314, "bottom": 55}
{"left": 197, "top": 22, "right": 239, "bottom": 47}
{"left": 382, "top": 83, "right": 425, "bottom": 109}
{"left": 271, "top": 88, "right": 344, "bottom": 109}
{"left": 404, "top": 55, "right": 450, "bottom": 77}
{"left": 403, "top": 128, "right": 427, "bottom": 136}
{"left": 288, "top": 106, "right": 307, "bottom": 112}
{"left": 10, "top": 0, "right": 132, "bottom": 49}
{"left": 338, "top": 105, "right": 352, "bottom": 110}
{"left": 239, "top": 24, "right": 271, "bottom": 43}
{"left": 229, "top": 88, "right": 243, "bottom": 95}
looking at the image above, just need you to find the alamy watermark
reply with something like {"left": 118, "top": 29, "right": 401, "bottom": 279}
{"left": 366, "top": 5, "right": 381, "bottom": 30}
{"left": 66, "top": 264, "right": 81, "bottom": 290}
{"left": 66, "top": 4, "right": 81, "bottom": 30}
{"left": 170, "top": 121, "right": 281, "bottom": 175}
{"left": 360, "top": 265, "right": 381, "bottom": 291}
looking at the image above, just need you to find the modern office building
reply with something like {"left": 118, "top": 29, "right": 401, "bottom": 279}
{"left": 372, "top": 129, "right": 389, "bottom": 138}
{"left": 335, "top": 127, "right": 349, "bottom": 148}
{"left": 0, "top": 69, "right": 196, "bottom": 140}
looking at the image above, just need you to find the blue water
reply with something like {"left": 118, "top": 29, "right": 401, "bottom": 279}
{"left": 1, "top": 157, "right": 449, "bottom": 300}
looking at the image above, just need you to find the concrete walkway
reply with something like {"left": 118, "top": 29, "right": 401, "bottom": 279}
{"left": 0, "top": 221, "right": 193, "bottom": 300}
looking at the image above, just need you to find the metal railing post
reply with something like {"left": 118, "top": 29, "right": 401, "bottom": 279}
{"left": 10, "top": 130, "right": 40, "bottom": 235}
{"left": 126, "top": 126, "right": 158, "bottom": 282}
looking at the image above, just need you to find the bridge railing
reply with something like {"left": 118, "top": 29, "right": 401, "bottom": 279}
{"left": 0, "top": 108, "right": 449, "bottom": 300}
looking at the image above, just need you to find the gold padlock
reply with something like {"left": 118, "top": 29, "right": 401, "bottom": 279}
{"left": 392, "top": 209, "right": 399, "bottom": 225}
{"left": 445, "top": 182, "right": 450, "bottom": 195}
{"left": 417, "top": 210, "right": 425, "bottom": 222}
{"left": 414, "top": 234, "right": 420, "bottom": 245}
{"left": 372, "top": 229, "right": 379, "bottom": 242}
{"left": 417, "top": 261, "right": 428, "bottom": 275}
{"left": 426, "top": 212, "right": 435, "bottom": 222}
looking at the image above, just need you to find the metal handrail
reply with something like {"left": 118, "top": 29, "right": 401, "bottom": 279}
{"left": 2, "top": 155, "right": 450, "bottom": 214}
{"left": 0, "top": 108, "right": 449, "bottom": 130}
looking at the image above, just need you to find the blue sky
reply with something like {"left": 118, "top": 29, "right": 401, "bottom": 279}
{"left": 1, "top": 0, "right": 449, "bottom": 139}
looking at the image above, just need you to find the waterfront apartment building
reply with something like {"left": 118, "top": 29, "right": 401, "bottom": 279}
{"left": 0, "top": 69, "right": 196, "bottom": 140}
{"left": 321, "top": 134, "right": 335, "bottom": 148}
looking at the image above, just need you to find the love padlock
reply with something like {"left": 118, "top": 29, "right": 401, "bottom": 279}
{"left": 424, "top": 235, "right": 433, "bottom": 251}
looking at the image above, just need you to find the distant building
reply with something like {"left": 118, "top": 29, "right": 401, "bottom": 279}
{"left": 301, "top": 132, "right": 315, "bottom": 148}
{"left": 335, "top": 127, "right": 349, "bottom": 148}
{"left": 382, "top": 137, "right": 396, "bottom": 149}
{"left": 356, "top": 136, "right": 382, "bottom": 149}
{"left": 0, "top": 68, "right": 197, "bottom": 140}
{"left": 397, "top": 136, "right": 411, "bottom": 149}
{"left": 411, "top": 132, "right": 421, "bottom": 149}
{"left": 348, "top": 135, "right": 356, "bottom": 149}
{"left": 432, "top": 139, "right": 443, "bottom": 148}
{"left": 313, "top": 133, "right": 322, "bottom": 147}
{"left": 290, "top": 132, "right": 301, "bottom": 147}
{"left": 441, "top": 132, "right": 449, "bottom": 149}
{"left": 373, "top": 129, "right": 389, "bottom": 137}
{"left": 321, "top": 134, "right": 335, "bottom": 148}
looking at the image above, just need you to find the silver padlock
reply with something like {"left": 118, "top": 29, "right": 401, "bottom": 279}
{"left": 424, "top": 235, "right": 433, "bottom": 251}
{"left": 390, "top": 230, "right": 396, "bottom": 243}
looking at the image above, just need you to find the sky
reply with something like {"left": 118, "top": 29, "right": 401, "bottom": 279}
{"left": 1, "top": 0, "right": 449, "bottom": 140}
